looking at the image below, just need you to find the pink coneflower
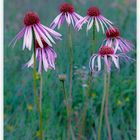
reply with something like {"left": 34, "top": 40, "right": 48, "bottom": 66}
{"left": 75, "top": 6, "right": 113, "bottom": 33}
{"left": 50, "top": 2, "right": 82, "bottom": 29}
{"left": 26, "top": 38, "right": 57, "bottom": 74}
{"left": 10, "top": 11, "right": 62, "bottom": 50}
{"left": 89, "top": 46, "right": 119, "bottom": 72}
{"left": 103, "top": 27, "right": 133, "bottom": 52}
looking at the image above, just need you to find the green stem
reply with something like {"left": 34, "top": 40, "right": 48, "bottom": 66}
{"left": 32, "top": 28, "right": 43, "bottom": 140}
{"left": 93, "top": 21, "right": 96, "bottom": 41}
{"left": 90, "top": 22, "right": 96, "bottom": 55}
{"left": 68, "top": 26, "right": 73, "bottom": 100}
{"left": 78, "top": 75, "right": 91, "bottom": 140}
{"left": 105, "top": 72, "right": 112, "bottom": 140}
{"left": 39, "top": 74, "right": 43, "bottom": 140}
{"left": 97, "top": 65, "right": 107, "bottom": 140}
{"left": 61, "top": 81, "right": 69, "bottom": 114}
{"left": 61, "top": 80, "right": 71, "bottom": 140}
{"left": 67, "top": 26, "right": 73, "bottom": 140}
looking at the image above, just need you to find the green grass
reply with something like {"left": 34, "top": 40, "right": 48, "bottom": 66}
{"left": 4, "top": 0, "right": 136, "bottom": 139}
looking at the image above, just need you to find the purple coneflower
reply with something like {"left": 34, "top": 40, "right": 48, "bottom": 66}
{"left": 103, "top": 27, "right": 133, "bottom": 52}
{"left": 50, "top": 2, "right": 82, "bottom": 29}
{"left": 26, "top": 38, "right": 57, "bottom": 74}
{"left": 10, "top": 11, "right": 62, "bottom": 50}
{"left": 75, "top": 6, "right": 113, "bottom": 33}
{"left": 89, "top": 46, "right": 120, "bottom": 72}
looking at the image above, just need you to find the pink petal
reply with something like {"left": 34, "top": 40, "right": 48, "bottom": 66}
{"left": 33, "top": 26, "right": 43, "bottom": 48}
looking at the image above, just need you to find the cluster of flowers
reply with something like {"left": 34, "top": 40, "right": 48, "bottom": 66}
{"left": 10, "top": 2, "right": 133, "bottom": 73}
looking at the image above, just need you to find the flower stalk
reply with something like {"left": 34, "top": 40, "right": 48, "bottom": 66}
{"left": 32, "top": 28, "right": 43, "bottom": 140}
{"left": 39, "top": 74, "right": 43, "bottom": 140}
{"left": 93, "top": 21, "right": 96, "bottom": 47}
{"left": 97, "top": 65, "right": 107, "bottom": 140}
{"left": 60, "top": 78, "right": 71, "bottom": 140}
{"left": 105, "top": 71, "right": 112, "bottom": 140}
{"left": 68, "top": 26, "right": 73, "bottom": 99}
{"left": 78, "top": 75, "right": 92, "bottom": 140}
{"left": 78, "top": 23, "right": 96, "bottom": 140}
{"left": 67, "top": 26, "right": 73, "bottom": 140}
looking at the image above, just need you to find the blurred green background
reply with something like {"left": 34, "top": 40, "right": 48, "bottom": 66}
{"left": 4, "top": 0, "right": 136, "bottom": 140}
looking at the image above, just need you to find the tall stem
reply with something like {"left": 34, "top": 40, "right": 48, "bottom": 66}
{"left": 61, "top": 80, "right": 71, "bottom": 140}
{"left": 90, "top": 21, "right": 96, "bottom": 55}
{"left": 68, "top": 26, "right": 73, "bottom": 99}
{"left": 32, "top": 28, "right": 43, "bottom": 140}
{"left": 97, "top": 65, "right": 107, "bottom": 140}
{"left": 67, "top": 26, "right": 73, "bottom": 140}
{"left": 39, "top": 74, "right": 43, "bottom": 140}
{"left": 105, "top": 71, "right": 112, "bottom": 140}
{"left": 78, "top": 75, "right": 91, "bottom": 140}
{"left": 78, "top": 23, "right": 96, "bottom": 139}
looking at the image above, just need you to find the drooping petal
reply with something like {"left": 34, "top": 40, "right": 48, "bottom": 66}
{"left": 42, "top": 49, "right": 49, "bottom": 72}
{"left": 25, "top": 27, "right": 31, "bottom": 49}
{"left": 101, "top": 16, "right": 114, "bottom": 29}
{"left": 22, "top": 28, "right": 28, "bottom": 50}
{"left": 114, "top": 38, "right": 120, "bottom": 53}
{"left": 87, "top": 17, "right": 93, "bottom": 32}
{"left": 119, "top": 37, "right": 133, "bottom": 52}
{"left": 73, "top": 12, "right": 83, "bottom": 19}
{"left": 38, "top": 50, "right": 43, "bottom": 74}
{"left": 33, "top": 26, "right": 43, "bottom": 48}
{"left": 65, "top": 13, "right": 71, "bottom": 25}
{"left": 58, "top": 15, "right": 65, "bottom": 29}
{"left": 75, "top": 16, "right": 89, "bottom": 30}
{"left": 97, "top": 18, "right": 105, "bottom": 33}
{"left": 69, "top": 14, "right": 75, "bottom": 27}
{"left": 38, "top": 24, "right": 56, "bottom": 44}
{"left": 97, "top": 55, "right": 101, "bottom": 71}
{"left": 100, "top": 15, "right": 113, "bottom": 25}
{"left": 41, "top": 24, "right": 62, "bottom": 39}
{"left": 95, "top": 17, "right": 100, "bottom": 32}
{"left": 26, "top": 54, "right": 34, "bottom": 68}
{"left": 111, "top": 55, "right": 119, "bottom": 69}
{"left": 89, "top": 54, "right": 97, "bottom": 72}
{"left": 50, "top": 13, "right": 63, "bottom": 29}
{"left": 27, "top": 26, "right": 32, "bottom": 50}
{"left": 45, "top": 47, "right": 56, "bottom": 69}
{"left": 104, "top": 55, "right": 110, "bottom": 71}
{"left": 34, "top": 25, "right": 52, "bottom": 46}
{"left": 9, "top": 27, "right": 25, "bottom": 47}
{"left": 99, "top": 17, "right": 109, "bottom": 30}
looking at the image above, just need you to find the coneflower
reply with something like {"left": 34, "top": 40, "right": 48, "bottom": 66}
{"left": 75, "top": 6, "right": 113, "bottom": 33}
{"left": 103, "top": 27, "right": 133, "bottom": 52}
{"left": 50, "top": 2, "right": 82, "bottom": 29}
{"left": 26, "top": 38, "right": 57, "bottom": 74}
{"left": 89, "top": 45, "right": 120, "bottom": 72}
{"left": 10, "top": 11, "right": 62, "bottom": 50}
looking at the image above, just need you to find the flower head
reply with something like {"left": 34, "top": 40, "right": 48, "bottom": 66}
{"left": 75, "top": 6, "right": 113, "bottom": 33}
{"left": 10, "top": 11, "right": 62, "bottom": 50}
{"left": 60, "top": 3, "right": 74, "bottom": 13}
{"left": 87, "top": 7, "right": 100, "bottom": 17}
{"left": 103, "top": 27, "right": 133, "bottom": 52}
{"left": 89, "top": 46, "right": 120, "bottom": 72}
{"left": 23, "top": 12, "right": 40, "bottom": 26}
{"left": 26, "top": 38, "right": 57, "bottom": 74}
{"left": 50, "top": 2, "right": 82, "bottom": 29}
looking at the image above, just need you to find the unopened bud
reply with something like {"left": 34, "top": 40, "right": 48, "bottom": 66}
{"left": 58, "top": 74, "right": 66, "bottom": 81}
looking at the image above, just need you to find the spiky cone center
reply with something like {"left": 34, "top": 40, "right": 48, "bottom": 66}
{"left": 99, "top": 46, "right": 114, "bottom": 56}
{"left": 24, "top": 11, "right": 40, "bottom": 26}
{"left": 87, "top": 6, "right": 100, "bottom": 17}
{"left": 106, "top": 28, "right": 120, "bottom": 38}
{"left": 35, "top": 38, "right": 48, "bottom": 49}
{"left": 60, "top": 3, "right": 74, "bottom": 14}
